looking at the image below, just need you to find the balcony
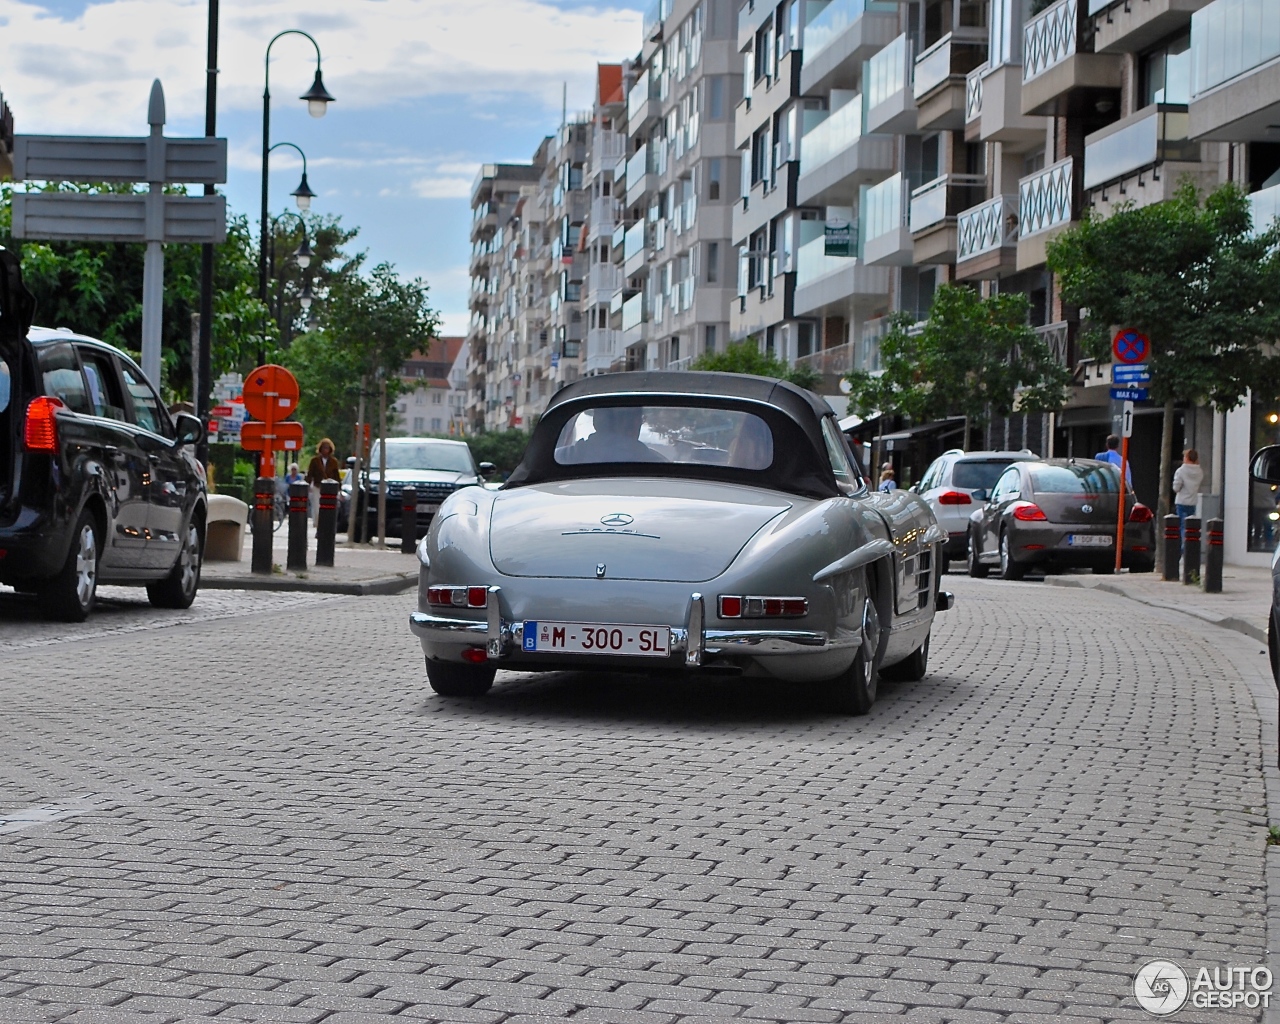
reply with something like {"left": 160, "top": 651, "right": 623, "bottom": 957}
{"left": 1091, "top": 0, "right": 1211, "bottom": 54}
{"left": 621, "top": 293, "right": 647, "bottom": 348}
{"left": 587, "top": 195, "right": 621, "bottom": 241}
{"left": 799, "top": 0, "right": 900, "bottom": 97}
{"left": 469, "top": 201, "right": 497, "bottom": 241}
{"left": 965, "top": 61, "right": 1049, "bottom": 149}
{"left": 586, "top": 262, "right": 622, "bottom": 301}
{"left": 1021, "top": 0, "right": 1122, "bottom": 117}
{"left": 913, "top": 32, "right": 988, "bottom": 131}
{"left": 643, "top": 0, "right": 669, "bottom": 44}
{"left": 865, "top": 34, "right": 917, "bottom": 135}
{"left": 909, "top": 174, "right": 987, "bottom": 264}
{"left": 862, "top": 173, "right": 915, "bottom": 266}
{"left": 795, "top": 95, "right": 895, "bottom": 207}
{"left": 585, "top": 328, "right": 623, "bottom": 374}
{"left": 623, "top": 220, "right": 648, "bottom": 278}
{"left": 1035, "top": 321, "right": 1073, "bottom": 367}
{"left": 955, "top": 193, "right": 1019, "bottom": 279}
{"left": 1083, "top": 104, "right": 1200, "bottom": 202}
{"left": 625, "top": 143, "right": 664, "bottom": 208}
{"left": 793, "top": 237, "right": 892, "bottom": 317}
{"left": 796, "top": 341, "right": 857, "bottom": 380}
{"left": 1189, "top": 0, "right": 1280, "bottom": 140}
{"left": 1017, "top": 156, "right": 1076, "bottom": 270}
{"left": 627, "top": 70, "right": 661, "bottom": 135}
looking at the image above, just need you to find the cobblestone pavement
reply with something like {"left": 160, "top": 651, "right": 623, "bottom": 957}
{"left": 0, "top": 577, "right": 1273, "bottom": 1023}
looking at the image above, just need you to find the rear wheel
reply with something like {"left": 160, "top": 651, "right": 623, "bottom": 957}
{"left": 998, "top": 531, "right": 1026, "bottom": 581}
{"left": 147, "top": 520, "right": 203, "bottom": 609}
{"left": 38, "top": 510, "right": 100, "bottom": 622}
{"left": 426, "top": 658, "right": 496, "bottom": 698}
{"left": 880, "top": 632, "right": 929, "bottom": 683}
{"left": 828, "top": 587, "right": 881, "bottom": 715}
{"left": 967, "top": 531, "right": 990, "bottom": 578}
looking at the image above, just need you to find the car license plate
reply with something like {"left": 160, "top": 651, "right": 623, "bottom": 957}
{"left": 523, "top": 621, "right": 671, "bottom": 657}
{"left": 1067, "top": 534, "right": 1113, "bottom": 547}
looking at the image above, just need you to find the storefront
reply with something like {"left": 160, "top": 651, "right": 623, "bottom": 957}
{"left": 1225, "top": 393, "right": 1277, "bottom": 567}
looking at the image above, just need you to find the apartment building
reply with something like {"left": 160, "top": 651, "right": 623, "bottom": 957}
{"left": 616, "top": 0, "right": 744, "bottom": 372}
{"left": 393, "top": 336, "right": 466, "bottom": 437}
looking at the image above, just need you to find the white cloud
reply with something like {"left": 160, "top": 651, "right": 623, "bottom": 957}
{"left": 0, "top": 0, "right": 640, "bottom": 134}
{"left": 411, "top": 175, "right": 474, "bottom": 199}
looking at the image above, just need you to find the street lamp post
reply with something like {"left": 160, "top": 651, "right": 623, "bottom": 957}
{"left": 267, "top": 209, "right": 315, "bottom": 347}
{"left": 259, "top": 29, "right": 333, "bottom": 363}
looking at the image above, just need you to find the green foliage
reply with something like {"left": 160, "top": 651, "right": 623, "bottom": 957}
{"left": 206, "top": 442, "right": 239, "bottom": 493}
{"left": 463, "top": 430, "right": 531, "bottom": 475}
{"left": 845, "top": 285, "right": 1071, "bottom": 425}
{"left": 691, "top": 339, "right": 822, "bottom": 391}
{"left": 1047, "top": 181, "right": 1280, "bottom": 411}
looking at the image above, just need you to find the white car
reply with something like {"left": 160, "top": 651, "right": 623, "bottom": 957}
{"left": 914, "top": 449, "right": 1038, "bottom": 571}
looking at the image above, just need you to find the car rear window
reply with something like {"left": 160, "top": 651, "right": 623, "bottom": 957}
{"left": 952, "top": 459, "right": 1018, "bottom": 492}
{"left": 1030, "top": 464, "right": 1119, "bottom": 493}
{"left": 37, "top": 343, "right": 92, "bottom": 415}
{"left": 554, "top": 406, "right": 773, "bottom": 470}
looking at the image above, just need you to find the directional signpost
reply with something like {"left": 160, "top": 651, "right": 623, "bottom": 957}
{"left": 9, "top": 80, "right": 227, "bottom": 386}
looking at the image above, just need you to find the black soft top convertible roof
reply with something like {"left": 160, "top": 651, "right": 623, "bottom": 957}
{"left": 504, "top": 371, "right": 847, "bottom": 499}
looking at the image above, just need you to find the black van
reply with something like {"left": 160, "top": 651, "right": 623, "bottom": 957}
{"left": 0, "top": 247, "right": 207, "bottom": 620}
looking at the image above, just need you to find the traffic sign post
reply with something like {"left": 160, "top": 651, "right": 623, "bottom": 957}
{"left": 1113, "top": 328, "right": 1150, "bottom": 365}
{"left": 1116, "top": 400, "right": 1133, "bottom": 572}
{"left": 1113, "top": 362, "right": 1151, "bottom": 384}
{"left": 1111, "top": 386, "right": 1149, "bottom": 402}
{"left": 239, "top": 364, "right": 302, "bottom": 477}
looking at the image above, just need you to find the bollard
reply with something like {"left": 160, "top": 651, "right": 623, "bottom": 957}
{"left": 251, "top": 477, "right": 274, "bottom": 575}
{"left": 1204, "top": 517, "right": 1224, "bottom": 593}
{"left": 287, "top": 481, "right": 308, "bottom": 571}
{"left": 315, "top": 480, "right": 339, "bottom": 567}
{"left": 401, "top": 486, "right": 418, "bottom": 555}
{"left": 1162, "top": 515, "right": 1180, "bottom": 581}
{"left": 1182, "top": 516, "right": 1201, "bottom": 585}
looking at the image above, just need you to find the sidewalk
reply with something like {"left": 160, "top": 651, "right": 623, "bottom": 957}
{"left": 201, "top": 531, "right": 419, "bottom": 595}
{"left": 1043, "top": 563, "right": 1273, "bottom": 643}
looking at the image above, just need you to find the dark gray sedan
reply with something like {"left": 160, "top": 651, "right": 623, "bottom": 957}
{"left": 967, "top": 458, "right": 1156, "bottom": 579}
{"left": 1249, "top": 446, "right": 1280, "bottom": 683}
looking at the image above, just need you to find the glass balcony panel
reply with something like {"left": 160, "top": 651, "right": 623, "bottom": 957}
{"left": 909, "top": 174, "right": 986, "bottom": 232}
{"left": 1023, "top": 0, "right": 1079, "bottom": 83}
{"left": 868, "top": 34, "right": 910, "bottom": 110}
{"left": 1191, "top": 0, "right": 1280, "bottom": 97}
{"left": 802, "top": 0, "right": 898, "bottom": 62}
{"left": 624, "top": 221, "right": 646, "bottom": 262}
{"left": 1083, "top": 105, "right": 1199, "bottom": 190}
{"left": 796, "top": 235, "right": 854, "bottom": 286}
{"left": 798, "top": 95, "right": 863, "bottom": 174}
{"left": 863, "top": 172, "right": 906, "bottom": 241}
{"left": 622, "top": 293, "right": 645, "bottom": 332}
{"left": 1251, "top": 182, "right": 1280, "bottom": 234}
{"left": 626, "top": 145, "right": 648, "bottom": 186}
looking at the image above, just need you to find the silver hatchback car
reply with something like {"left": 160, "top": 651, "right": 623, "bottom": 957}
{"left": 914, "top": 449, "right": 1038, "bottom": 571}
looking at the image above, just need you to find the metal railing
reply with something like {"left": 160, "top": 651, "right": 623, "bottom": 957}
{"left": 796, "top": 342, "right": 857, "bottom": 377}
{"left": 666, "top": 354, "right": 694, "bottom": 372}
{"left": 965, "top": 64, "right": 985, "bottom": 123}
{"left": 587, "top": 263, "right": 622, "bottom": 297}
{"left": 913, "top": 33, "right": 988, "bottom": 100}
{"left": 909, "top": 174, "right": 986, "bottom": 233}
{"left": 1035, "top": 321, "right": 1070, "bottom": 366}
{"left": 1024, "top": 0, "right": 1079, "bottom": 83}
{"left": 1018, "top": 157, "right": 1074, "bottom": 237}
{"left": 957, "top": 193, "right": 1019, "bottom": 261}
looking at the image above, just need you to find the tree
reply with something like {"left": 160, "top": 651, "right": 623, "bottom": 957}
{"left": 1047, "top": 181, "right": 1280, "bottom": 557}
{"left": 691, "top": 339, "right": 822, "bottom": 391}
{"left": 844, "top": 285, "right": 1071, "bottom": 433}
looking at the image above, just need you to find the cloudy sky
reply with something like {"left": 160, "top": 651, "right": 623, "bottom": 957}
{"left": 0, "top": 0, "right": 645, "bottom": 333}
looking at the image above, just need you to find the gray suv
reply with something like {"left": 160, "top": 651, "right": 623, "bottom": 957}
{"left": 915, "top": 449, "right": 1037, "bottom": 571}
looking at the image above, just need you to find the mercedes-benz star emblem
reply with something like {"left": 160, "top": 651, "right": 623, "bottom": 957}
{"left": 600, "top": 513, "right": 633, "bottom": 526}
{"left": 1081, "top": 504, "right": 1093, "bottom": 514}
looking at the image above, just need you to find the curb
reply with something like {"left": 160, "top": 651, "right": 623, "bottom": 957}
{"left": 1042, "top": 575, "right": 1268, "bottom": 644}
{"left": 201, "top": 573, "right": 417, "bottom": 596}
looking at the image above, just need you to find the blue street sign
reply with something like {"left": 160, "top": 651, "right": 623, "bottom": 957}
{"left": 1112, "top": 361, "right": 1147, "bottom": 375}
{"left": 1113, "top": 367, "right": 1152, "bottom": 384}
{"left": 1111, "top": 386, "right": 1149, "bottom": 401}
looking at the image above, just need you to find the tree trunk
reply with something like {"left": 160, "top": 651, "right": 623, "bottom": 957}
{"left": 1155, "top": 397, "right": 1175, "bottom": 575}
{"left": 377, "top": 375, "right": 388, "bottom": 547}
{"left": 348, "top": 377, "right": 367, "bottom": 547}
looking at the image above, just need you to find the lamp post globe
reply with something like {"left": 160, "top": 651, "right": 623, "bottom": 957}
{"left": 301, "top": 69, "right": 335, "bottom": 118}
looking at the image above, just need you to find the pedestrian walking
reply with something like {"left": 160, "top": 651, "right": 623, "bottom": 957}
{"left": 1172, "top": 448, "right": 1204, "bottom": 547}
{"left": 878, "top": 467, "right": 897, "bottom": 493}
{"left": 284, "top": 462, "right": 304, "bottom": 487}
{"left": 1094, "top": 434, "right": 1132, "bottom": 487}
{"left": 305, "top": 438, "right": 342, "bottom": 522}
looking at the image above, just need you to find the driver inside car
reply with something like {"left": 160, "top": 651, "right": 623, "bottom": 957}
{"left": 563, "top": 406, "right": 665, "bottom": 463}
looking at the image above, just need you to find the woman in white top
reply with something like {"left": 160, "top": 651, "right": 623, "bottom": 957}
{"left": 1172, "top": 448, "right": 1204, "bottom": 546}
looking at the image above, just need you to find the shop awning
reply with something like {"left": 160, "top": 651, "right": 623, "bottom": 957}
{"left": 875, "top": 417, "right": 966, "bottom": 449}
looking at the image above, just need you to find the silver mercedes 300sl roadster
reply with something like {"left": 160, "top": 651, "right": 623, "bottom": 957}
{"left": 409, "top": 371, "right": 952, "bottom": 713}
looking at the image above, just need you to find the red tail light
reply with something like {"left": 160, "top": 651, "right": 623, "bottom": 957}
{"left": 937, "top": 490, "right": 972, "bottom": 505}
{"left": 1129, "top": 503, "right": 1153, "bottom": 523}
{"left": 24, "top": 396, "right": 64, "bottom": 452}
{"left": 1012, "top": 503, "right": 1047, "bottom": 521}
{"left": 427, "top": 585, "right": 489, "bottom": 608}
{"left": 461, "top": 647, "right": 489, "bottom": 664}
{"left": 718, "top": 595, "right": 807, "bottom": 618}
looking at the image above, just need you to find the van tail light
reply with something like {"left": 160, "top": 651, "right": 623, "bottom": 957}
{"left": 937, "top": 490, "right": 972, "bottom": 505}
{"left": 1129, "top": 503, "right": 1154, "bottom": 523}
{"left": 427, "top": 585, "right": 489, "bottom": 609}
{"left": 24, "top": 396, "right": 64, "bottom": 453}
{"left": 718, "top": 595, "right": 807, "bottom": 618}
{"left": 1012, "top": 503, "right": 1048, "bottom": 522}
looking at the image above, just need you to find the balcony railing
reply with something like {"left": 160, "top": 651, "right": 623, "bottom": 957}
{"left": 913, "top": 33, "right": 988, "bottom": 100}
{"left": 966, "top": 64, "right": 985, "bottom": 123}
{"left": 803, "top": 0, "right": 899, "bottom": 63}
{"left": 585, "top": 328, "right": 622, "bottom": 372}
{"left": 593, "top": 129, "right": 627, "bottom": 163}
{"left": 1083, "top": 104, "right": 1198, "bottom": 190}
{"left": 643, "top": 0, "right": 670, "bottom": 39}
{"left": 868, "top": 33, "right": 911, "bottom": 110}
{"left": 587, "top": 262, "right": 622, "bottom": 297}
{"left": 956, "top": 193, "right": 1019, "bottom": 262}
{"left": 626, "top": 145, "right": 648, "bottom": 188}
{"left": 621, "top": 293, "right": 647, "bottom": 332}
{"left": 1252, "top": 182, "right": 1280, "bottom": 234}
{"left": 798, "top": 96, "right": 863, "bottom": 174}
{"left": 666, "top": 354, "right": 694, "bottom": 372}
{"left": 909, "top": 174, "right": 986, "bottom": 233}
{"left": 1035, "top": 321, "right": 1071, "bottom": 366}
{"left": 796, "top": 342, "right": 857, "bottom": 377}
{"left": 623, "top": 220, "right": 646, "bottom": 263}
{"left": 1192, "top": 0, "right": 1280, "bottom": 98}
{"left": 796, "top": 235, "right": 851, "bottom": 286}
{"left": 627, "top": 70, "right": 661, "bottom": 124}
{"left": 1019, "top": 157, "right": 1074, "bottom": 237}
{"left": 1024, "top": 0, "right": 1080, "bottom": 84}
{"left": 863, "top": 172, "right": 909, "bottom": 242}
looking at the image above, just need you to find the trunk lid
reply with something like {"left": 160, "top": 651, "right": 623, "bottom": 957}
{"left": 489, "top": 479, "right": 792, "bottom": 582}
{"left": 1034, "top": 491, "right": 1120, "bottom": 525}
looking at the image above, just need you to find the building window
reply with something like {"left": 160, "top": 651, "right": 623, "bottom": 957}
{"left": 1141, "top": 30, "right": 1191, "bottom": 107}
{"left": 432, "top": 391, "right": 442, "bottom": 404}
{"left": 707, "top": 241, "right": 719, "bottom": 282}
{"left": 705, "top": 324, "right": 717, "bottom": 353}
{"left": 708, "top": 158, "right": 722, "bottom": 200}
{"left": 797, "top": 321, "right": 816, "bottom": 359}
{"left": 413, "top": 417, "right": 425, "bottom": 432}
{"left": 709, "top": 76, "right": 725, "bottom": 119}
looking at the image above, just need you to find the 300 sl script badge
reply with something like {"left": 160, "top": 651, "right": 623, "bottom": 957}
{"left": 600, "top": 512, "right": 633, "bottom": 526}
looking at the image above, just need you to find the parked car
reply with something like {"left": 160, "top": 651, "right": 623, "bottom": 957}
{"left": 409, "top": 371, "right": 954, "bottom": 714}
{"left": 0, "top": 301, "right": 207, "bottom": 620}
{"left": 966, "top": 458, "right": 1155, "bottom": 579}
{"left": 1249, "top": 445, "right": 1280, "bottom": 683}
{"left": 914, "top": 448, "right": 1039, "bottom": 570}
{"left": 355, "top": 438, "right": 493, "bottom": 539}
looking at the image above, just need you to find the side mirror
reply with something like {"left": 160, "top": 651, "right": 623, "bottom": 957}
{"left": 974, "top": 488, "right": 989, "bottom": 502}
{"left": 478, "top": 461, "right": 496, "bottom": 477}
{"left": 1251, "top": 445, "right": 1280, "bottom": 484}
{"left": 174, "top": 412, "right": 203, "bottom": 447}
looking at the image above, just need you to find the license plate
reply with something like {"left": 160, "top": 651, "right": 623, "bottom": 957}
{"left": 523, "top": 621, "right": 672, "bottom": 657}
{"left": 1067, "top": 534, "right": 1113, "bottom": 547}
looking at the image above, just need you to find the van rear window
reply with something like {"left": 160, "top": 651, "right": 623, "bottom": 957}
{"left": 36, "top": 344, "right": 92, "bottom": 415}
